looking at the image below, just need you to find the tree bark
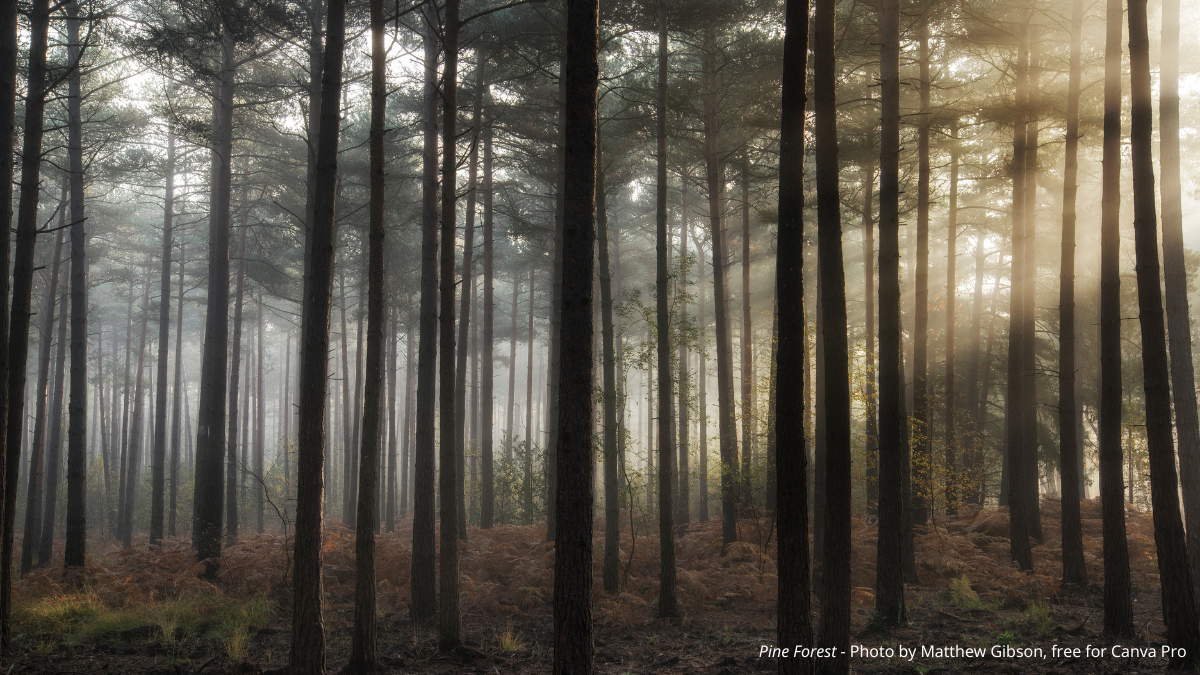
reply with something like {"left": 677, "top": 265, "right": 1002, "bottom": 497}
{"left": 339, "top": 271, "right": 353, "bottom": 527}
{"left": 63, "top": 0, "right": 88, "bottom": 568}
{"left": 740, "top": 152, "right": 753, "bottom": 501}
{"left": 875, "top": 0, "right": 907, "bottom": 624}
{"left": 21, "top": 229, "right": 64, "bottom": 575}
{"left": 255, "top": 288, "right": 265, "bottom": 533}
{"left": 169, "top": 248, "right": 185, "bottom": 538}
{"left": 944, "top": 121, "right": 959, "bottom": 516}
{"left": 481, "top": 92, "right": 496, "bottom": 530}
{"left": 118, "top": 272, "right": 151, "bottom": 549}
{"left": 193, "top": 26, "right": 236, "bottom": 579}
{"left": 3, "top": 0, "right": 51, "bottom": 645}
{"left": 227, "top": 222, "right": 249, "bottom": 546}
{"left": 912, "top": 20, "right": 931, "bottom": 527}
{"left": 409, "top": 0, "right": 439, "bottom": 624}
{"left": 678, "top": 172, "right": 691, "bottom": 527}
{"left": 0, "top": 0, "right": 15, "bottom": 620}
{"left": 1057, "top": 0, "right": 1086, "bottom": 587}
{"left": 553, "top": 0, "right": 598, "bottom": 668}
{"left": 702, "top": 27, "right": 739, "bottom": 548}
{"left": 777, "top": 0, "right": 814, "bottom": 670}
{"left": 1099, "top": 0, "right": 1133, "bottom": 637}
{"left": 38, "top": 206, "right": 70, "bottom": 566}
{"left": 525, "top": 269, "right": 536, "bottom": 524}
{"left": 862, "top": 132, "right": 877, "bottom": 514}
{"left": 1128, "top": 0, "right": 1200, "bottom": 661}
{"left": 1021, "top": 31, "right": 1042, "bottom": 543}
{"left": 150, "top": 123, "right": 176, "bottom": 547}
{"left": 694, "top": 223, "right": 708, "bottom": 524}
{"left": 597, "top": 136, "right": 620, "bottom": 592}
{"left": 288, "top": 0, "right": 347, "bottom": 670}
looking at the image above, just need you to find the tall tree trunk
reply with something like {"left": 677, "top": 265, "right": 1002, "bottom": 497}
{"left": 150, "top": 124, "right": 176, "bottom": 547}
{"left": 169, "top": 247, "right": 185, "bottom": 536}
{"left": 119, "top": 274, "right": 151, "bottom": 549}
{"left": 481, "top": 96, "right": 496, "bottom": 530}
{"left": 3, "top": 0, "right": 51, "bottom": 645}
{"left": 0, "top": 0, "right": 15, "bottom": 630}
{"left": 400, "top": 326, "right": 413, "bottom": 518}
{"left": 702, "top": 27, "right": 739, "bottom": 548}
{"left": 740, "top": 152, "right": 753, "bottom": 500}
{"left": 386, "top": 320, "right": 398, "bottom": 532}
{"left": 1005, "top": 12, "right": 1033, "bottom": 572}
{"left": 288, "top": 0, "right": 347, "bottom": 669}
{"left": 814, "top": 0, "right": 849, "bottom": 664}
{"left": 1128, "top": 0, "right": 1200, "bottom": 661}
{"left": 875, "top": 0, "right": 907, "bottom": 624}
{"left": 911, "top": 19, "right": 931, "bottom": 527}
{"left": 438, "top": 0, "right": 462, "bottom": 650}
{"left": 944, "top": 120, "right": 959, "bottom": 516}
{"left": 553, "top": 0, "right": 598, "bottom": 668}
{"left": 1098, "top": 0, "right": 1133, "bottom": 637}
{"left": 21, "top": 230, "right": 64, "bottom": 575}
{"left": 654, "top": 0, "right": 678, "bottom": 619}
{"left": 678, "top": 173, "right": 690, "bottom": 526}
{"left": 546, "top": 42, "right": 569, "bottom": 545}
{"left": 38, "top": 199, "right": 71, "bottom": 566}
{"left": 1021, "top": 31, "right": 1042, "bottom": 543}
{"left": 409, "top": 0, "right": 439, "bottom": 623}
{"left": 99, "top": 327, "right": 113, "bottom": 537}
{"left": 193, "top": 26, "right": 236, "bottom": 578}
{"left": 348, "top": 0, "right": 386, "bottom": 663}
{"left": 227, "top": 223, "right": 249, "bottom": 546}
{"left": 525, "top": 269, "right": 536, "bottom": 524}
{"left": 597, "top": 136, "right": 620, "bottom": 592}
{"left": 255, "top": 288, "right": 265, "bottom": 533}
{"left": 777, "top": 0, "right": 813, "bottom": 670}
{"left": 1057, "top": 0, "right": 1087, "bottom": 587}
{"left": 454, "top": 61, "right": 485, "bottom": 542}
{"left": 63, "top": 0, "right": 88, "bottom": 568}
{"left": 340, "top": 271, "right": 353, "bottom": 527}
{"left": 862, "top": 131, "right": 877, "bottom": 513}
{"left": 1157, "top": 0, "right": 1200, "bottom": 605}
{"left": 507, "top": 276, "right": 519, "bottom": 463}
{"left": 694, "top": 223, "right": 708, "bottom": 524}
{"left": 964, "top": 231, "right": 985, "bottom": 504}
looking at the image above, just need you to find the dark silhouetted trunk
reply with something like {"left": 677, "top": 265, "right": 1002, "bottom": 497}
{"left": 255, "top": 288, "right": 264, "bottom": 532}
{"left": 227, "top": 223, "right": 248, "bottom": 546}
{"left": 678, "top": 174, "right": 691, "bottom": 526}
{"left": 1128, "top": 0, "right": 1200, "bottom": 662}
{"left": 553, "top": 0, "right": 598, "bottom": 668}
{"left": 0, "top": 0, "right": 15, "bottom": 621}
{"left": 694, "top": 224, "right": 708, "bottom": 524}
{"left": 409, "top": 0, "right": 439, "bottom": 623}
{"left": 169, "top": 249, "right": 185, "bottom": 538}
{"left": 193, "top": 26, "right": 235, "bottom": 579}
{"left": 911, "top": 21, "right": 931, "bottom": 527}
{"left": 597, "top": 137, "right": 619, "bottom": 592}
{"left": 1057, "top": 0, "right": 1086, "bottom": 587}
{"left": 862, "top": 133, "right": 877, "bottom": 513}
{"left": 875, "top": 0, "right": 907, "bottom": 625}
{"left": 814, "top": 0, "right": 849, "bottom": 666}
{"left": 339, "top": 272, "right": 353, "bottom": 527}
{"left": 525, "top": 268, "right": 535, "bottom": 524}
{"left": 64, "top": 0, "right": 88, "bottom": 568}
{"left": 150, "top": 124, "right": 176, "bottom": 547}
{"left": 740, "top": 152, "right": 753, "bottom": 500}
{"left": 507, "top": 276, "right": 519, "bottom": 462}
{"left": 702, "top": 27, "right": 739, "bottom": 548}
{"left": 40, "top": 189, "right": 70, "bottom": 566}
{"left": 118, "top": 273, "right": 150, "bottom": 549}
{"left": 776, "top": 0, "right": 813, "bottom": 670}
{"left": 288, "top": 0, "right": 347, "bottom": 669}
{"left": 1098, "top": 0, "right": 1133, "bottom": 637}
{"left": 4, "top": 0, "right": 51, "bottom": 644}
{"left": 438, "top": 0, "right": 461, "bottom": 650}
{"left": 944, "top": 121, "right": 958, "bottom": 516}
{"left": 1021, "top": 31, "right": 1042, "bottom": 544}
{"left": 481, "top": 96, "right": 495, "bottom": 531}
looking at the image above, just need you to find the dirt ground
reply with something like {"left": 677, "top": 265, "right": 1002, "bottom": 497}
{"left": 6, "top": 498, "right": 1186, "bottom": 674}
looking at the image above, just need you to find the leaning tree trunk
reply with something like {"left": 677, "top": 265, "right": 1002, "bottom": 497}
{"left": 409, "top": 0, "right": 439, "bottom": 624}
{"left": 654, "top": 0, "right": 678, "bottom": 620}
{"left": 1098, "top": 0, "right": 1133, "bottom": 638}
{"left": 347, "top": 0, "right": 387, "bottom": 664}
{"left": 1157, "top": 0, "right": 1200, "bottom": 605}
{"left": 150, "top": 123, "right": 176, "bottom": 547}
{"left": 288, "top": 0, "right": 347, "bottom": 670}
{"left": 1057, "top": 0, "right": 1087, "bottom": 587}
{"left": 3, "top": 0, "right": 51, "bottom": 646}
{"left": 776, "top": 0, "right": 813, "bottom": 671}
{"left": 63, "top": 0, "right": 88, "bottom": 568}
{"left": 193, "top": 26, "right": 236, "bottom": 579}
{"left": 553, "top": 0, "right": 598, "bottom": 670}
{"left": 1128, "top": 0, "right": 1200, "bottom": 663}
{"left": 814, "top": 0, "right": 850, "bottom": 667}
{"left": 875, "top": 0, "right": 908, "bottom": 625}
{"left": 702, "top": 26, "right": 739, "bottom": 548}
{"left": 438, "top": 0, "right": 462, "bottom": 650}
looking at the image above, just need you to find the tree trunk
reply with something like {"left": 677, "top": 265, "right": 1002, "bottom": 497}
{"left": 21, "top": 229, "right": 64, "bottom": 575}
{"left": 288, "top": 0, "right": 347, "bottom": 669}
{"left": 546, "top": 44, "right": 568, "bottom": 545}
{"left": 348, "top": 0, "right": 386, "bottom": 663}
{"left": 694, "top": 223, "right": 708, "bottom": 524}
{"left": 1098, "top": 0, "right": 1133, "bottom": 637}
{"left": 409, "top": 0, "right": 439, "bottom": 624}
{"left": 814, "top": 0, "right": 849, "bottom": 665}
{"left": 150, "top": 123, "right": 176, "bottom": 547}
{"left": 0, "top": 0, "right": 15, "bottom": 615}
{"left": 776, "top": 0, "right": 813, "bottom": 670}
{"left": 38, "top": 204, "right": 71, "bottom": 566}
{"left": 740, "top": 152, "right": 753, "bottom": 501}
{"left": 481, "top": 95, "right": 496, "bottom": 530}
{"left": 944, "top": 120, "right": 959, "bottom": 516}
{"left": 438, "top": 0, "right": 462, "bottom": 650}
{"left": 99, "top": 326, "right": 113, "bottom": 537}
{"left": 1128, "top": 0, "right": 1200, "bottom": 661}
{"left": 1057, "top": 0, "right": 1086, "bottom": 587}
{"left": 597, "top": 136, "right": 620, "bottom": 592}
{"left": 964, "top": 231, "right": 985, "bottom": 504}
{"left": 227, "top": 222, "right": 249, "bottom": 546}
{"left": 862, "top": 131, "right": 877, "bottom": 514}
{"left": 169, "top": 247, "right": 185, "bottom": 536}
{"left": 3, "top": 0, "right": 51, "bottom": 644}
{"left": 702, "top": 27, "right": 739, "bottom": 548}
{"left": 193, "top": 26, "right": 236, "bottom": 579}
{"left": 119, "top": 273, "right": 151, "bottom": 549}
{"left": 340, "top": 271, "right": 353, "bottom": 527}
{"left": 255, "top": 288, "right": 265, "bottom": 533}
{"left": 1157, "top": 0, "right": 1200, "bottom": 607}
{"left": 386, "top": 321, "right": 398, "bottom": 533}
{"left": 1005, "top": 12, "right": 1033, "bottom": 572}
{"left": 507, "top": 276, "right": 519, "bottom": 464}
{"left": 63, "top": 0, "right": 88, "bottom": 568}
{"left": 1021, "top": 31, "right": 1042, "bottom": 543}
{"left": 400, "top": 326, "right": 413, "bottom": 519}
{"left": 525, "top": 268, "right": 536, "bottom": 524}
{"left": 912, "top": 20, "right": 931, "bottom": 527}
{"left": 875, "top": 0, "right": 907, "bottom": 624}
{"left": 677, "top": 173, "right": 690, "bottom": 526}
{"left": 553, "top": 0, "right": 598, "bottom": 668}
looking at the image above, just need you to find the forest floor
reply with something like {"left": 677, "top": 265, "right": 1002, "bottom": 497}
{"left": 6, "top": 497, "right": 1183, "bottom": 674}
